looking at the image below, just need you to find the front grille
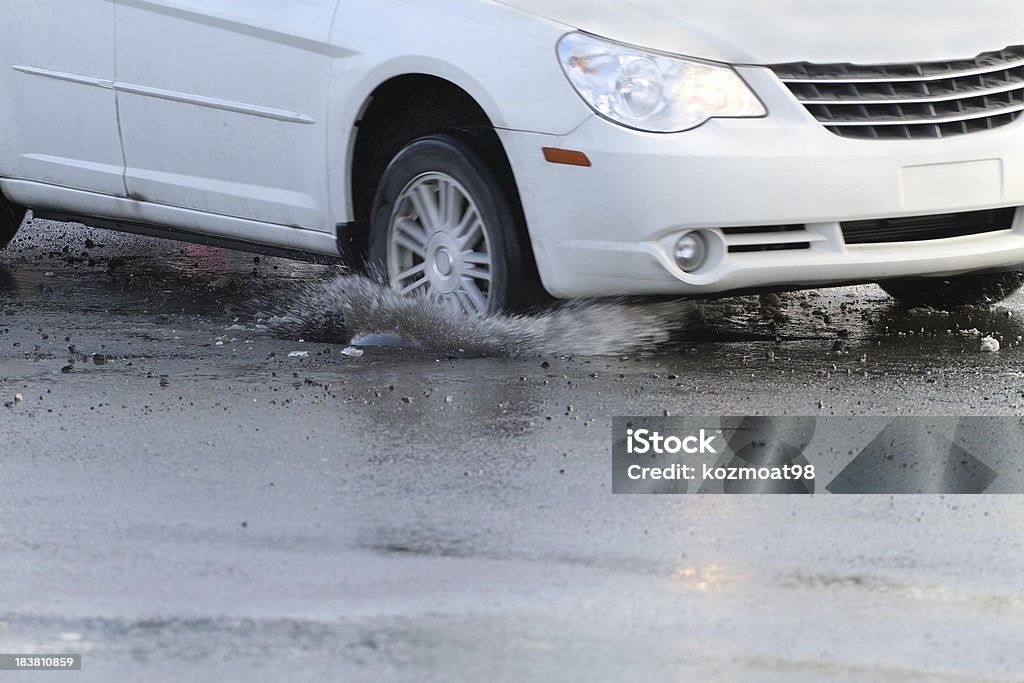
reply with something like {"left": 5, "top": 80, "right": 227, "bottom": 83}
{"left": 842, "top": 207, "right": 1017, "bottom": 244}
{"left": 772, "top": 46, "right": 1024, "bottom": 140}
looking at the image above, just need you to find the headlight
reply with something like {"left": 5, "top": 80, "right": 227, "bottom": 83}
{"left": 557, "top": 32, "right": 766, "bottom": 133}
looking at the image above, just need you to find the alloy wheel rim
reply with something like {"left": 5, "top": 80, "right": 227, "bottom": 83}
{"left": 387, "top": 172, "right": 494, "bottom": 316}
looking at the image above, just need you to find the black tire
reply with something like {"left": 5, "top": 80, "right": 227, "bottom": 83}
{"left": 879, "top": 270, "right": 1024, "bottom": 308}
{"left": 368, "top": 134, "right": 543, "bottom": 315}
{"left": 0, "top": 191, "right": 26, "bottom": 249}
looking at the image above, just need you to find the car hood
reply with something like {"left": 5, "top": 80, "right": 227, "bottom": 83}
{"left": 497, "top": 0, "right": 1024, "bottom": 65}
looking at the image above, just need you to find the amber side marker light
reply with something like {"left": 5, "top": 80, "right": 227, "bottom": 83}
{"left": 542, "top": 147, "right": 592, "bottom": 167}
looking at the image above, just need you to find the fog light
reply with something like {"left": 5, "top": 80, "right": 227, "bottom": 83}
{"left": 674, "top": 232, "right": 708, "bottom": 272}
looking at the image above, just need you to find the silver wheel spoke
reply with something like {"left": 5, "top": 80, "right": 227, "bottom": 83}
{"left": 460, "top": 276, "right": 489, "bottom": 314}
{"left": 440, "top": 181, "right": 460, "bottom": 228}
{"left": 395, "top": 216, "right": 429, "bottom": 243}
{"left": 454, "top": 289, "right": 477, "bottom": 317}
{"left": 463, "top": 265, "right": 492, "bottom": 282}
{"left": 396, "top": 262, "right": 426, "bottom": 282}
{"left": 462, "top": 251, "right": 490, "bottom": 266}
{"left": 458, "top": 220, "right": 485, "bottom": 249}
{"left": 400, "top": 277, "right": 430, "bottom": 296}
{"left": 395, "top": 234, "right": 427, "bottom": 259}
{"left": 410, "top": 183, "right": 441, "bottom": 232}
{"left": 393, "top": 217, "right": 429, "bottom": 257}
{"left": 451, "top": 207, "right": 478, "bottom": 241}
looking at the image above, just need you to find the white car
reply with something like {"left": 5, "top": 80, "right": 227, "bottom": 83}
{"left": 2, "top": 1, "right": 1024, "bottom": 314}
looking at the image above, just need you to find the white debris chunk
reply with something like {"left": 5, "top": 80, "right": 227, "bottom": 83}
{"left": 341, "top": 347, "right": 364, "bottom": 358}
{"left": 288, "top": 351, "right": 310, "bottom": 358}
{"left": 350, "top": 333, "right": 414, "bottom": 348}
{"left": 980, "top": 336, "right": 1000, "bottom": 353}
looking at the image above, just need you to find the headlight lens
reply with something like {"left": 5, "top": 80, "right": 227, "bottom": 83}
{"left": 557, "top": 33, "right": 766, "bottom": 133}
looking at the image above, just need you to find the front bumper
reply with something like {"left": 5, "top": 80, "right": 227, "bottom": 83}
{"left": 500, "top": 67, "right": 1024, "bottom": 298}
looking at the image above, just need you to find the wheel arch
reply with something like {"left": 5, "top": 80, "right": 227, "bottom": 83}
{"left": 341, "top": 68, "right": 528, "bottom": 268}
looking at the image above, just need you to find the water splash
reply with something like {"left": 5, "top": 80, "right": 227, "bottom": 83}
{"left": 271, "top": 274, "right": 694, "bottom": 357}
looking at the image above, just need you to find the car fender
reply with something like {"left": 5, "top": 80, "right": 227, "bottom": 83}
{"left": 325, "top": 0, "right": 592, "bottom": 224}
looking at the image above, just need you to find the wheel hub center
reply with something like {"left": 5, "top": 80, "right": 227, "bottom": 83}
{"left": 425, "top": 233, "right": 462, "bottom": 294}
{"left": 434, "top": 248, "right": 454, "bottom": 277}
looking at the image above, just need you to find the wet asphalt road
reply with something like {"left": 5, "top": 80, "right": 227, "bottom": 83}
{"left": 1, "top": 218, "right": 1023, "bottom": 682}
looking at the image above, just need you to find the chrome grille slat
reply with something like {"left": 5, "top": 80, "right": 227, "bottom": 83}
{"left": 803, "top": 78, "right": 1024, "bottom": 106}
{"left": 777, "top": 55, "right": 1024, "bottom": 84}
{"left": 772, "top": 45, "right": 1024, "bottom": 140}
{"left": 819, "top": 101, "right": 1024, "bottom": 126}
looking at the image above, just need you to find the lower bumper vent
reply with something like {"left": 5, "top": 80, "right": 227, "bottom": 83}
{"left": 723, "top": 225, "right": 812, "bottom": 253}
{"left": 842, "top": 207, "right": 1017, "bottom": 245}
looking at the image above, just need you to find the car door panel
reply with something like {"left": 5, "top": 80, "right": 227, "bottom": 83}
{"left": 114, "top": 0, "right": 339, "bottom": 229}
{"left": 0, "top": 1, "right": 125, "bottom": 196}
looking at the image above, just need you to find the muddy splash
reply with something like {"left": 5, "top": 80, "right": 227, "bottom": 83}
{"left": 271, "top": 274, "right": 695, "bottom": 357}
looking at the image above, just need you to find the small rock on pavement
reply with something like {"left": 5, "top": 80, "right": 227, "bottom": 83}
{"left": 341, "top": 347, "right": 364, "bottom": 358}
{"left": 980, "top": 336, "right": 1000, "bottom": 353}
{"left": 288, "top": 351, "right": 309, "bottom": 359}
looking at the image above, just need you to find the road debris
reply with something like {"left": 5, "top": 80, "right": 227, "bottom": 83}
{"left": 980, "top": 336, "right": 1001, "bottom": 353}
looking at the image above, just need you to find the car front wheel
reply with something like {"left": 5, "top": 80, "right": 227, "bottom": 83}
{"left": 368, "top": 134, "right": 539, "bottom": 316}
{"left": 879, "top": 270, "right": 1024, "bottom": 308}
